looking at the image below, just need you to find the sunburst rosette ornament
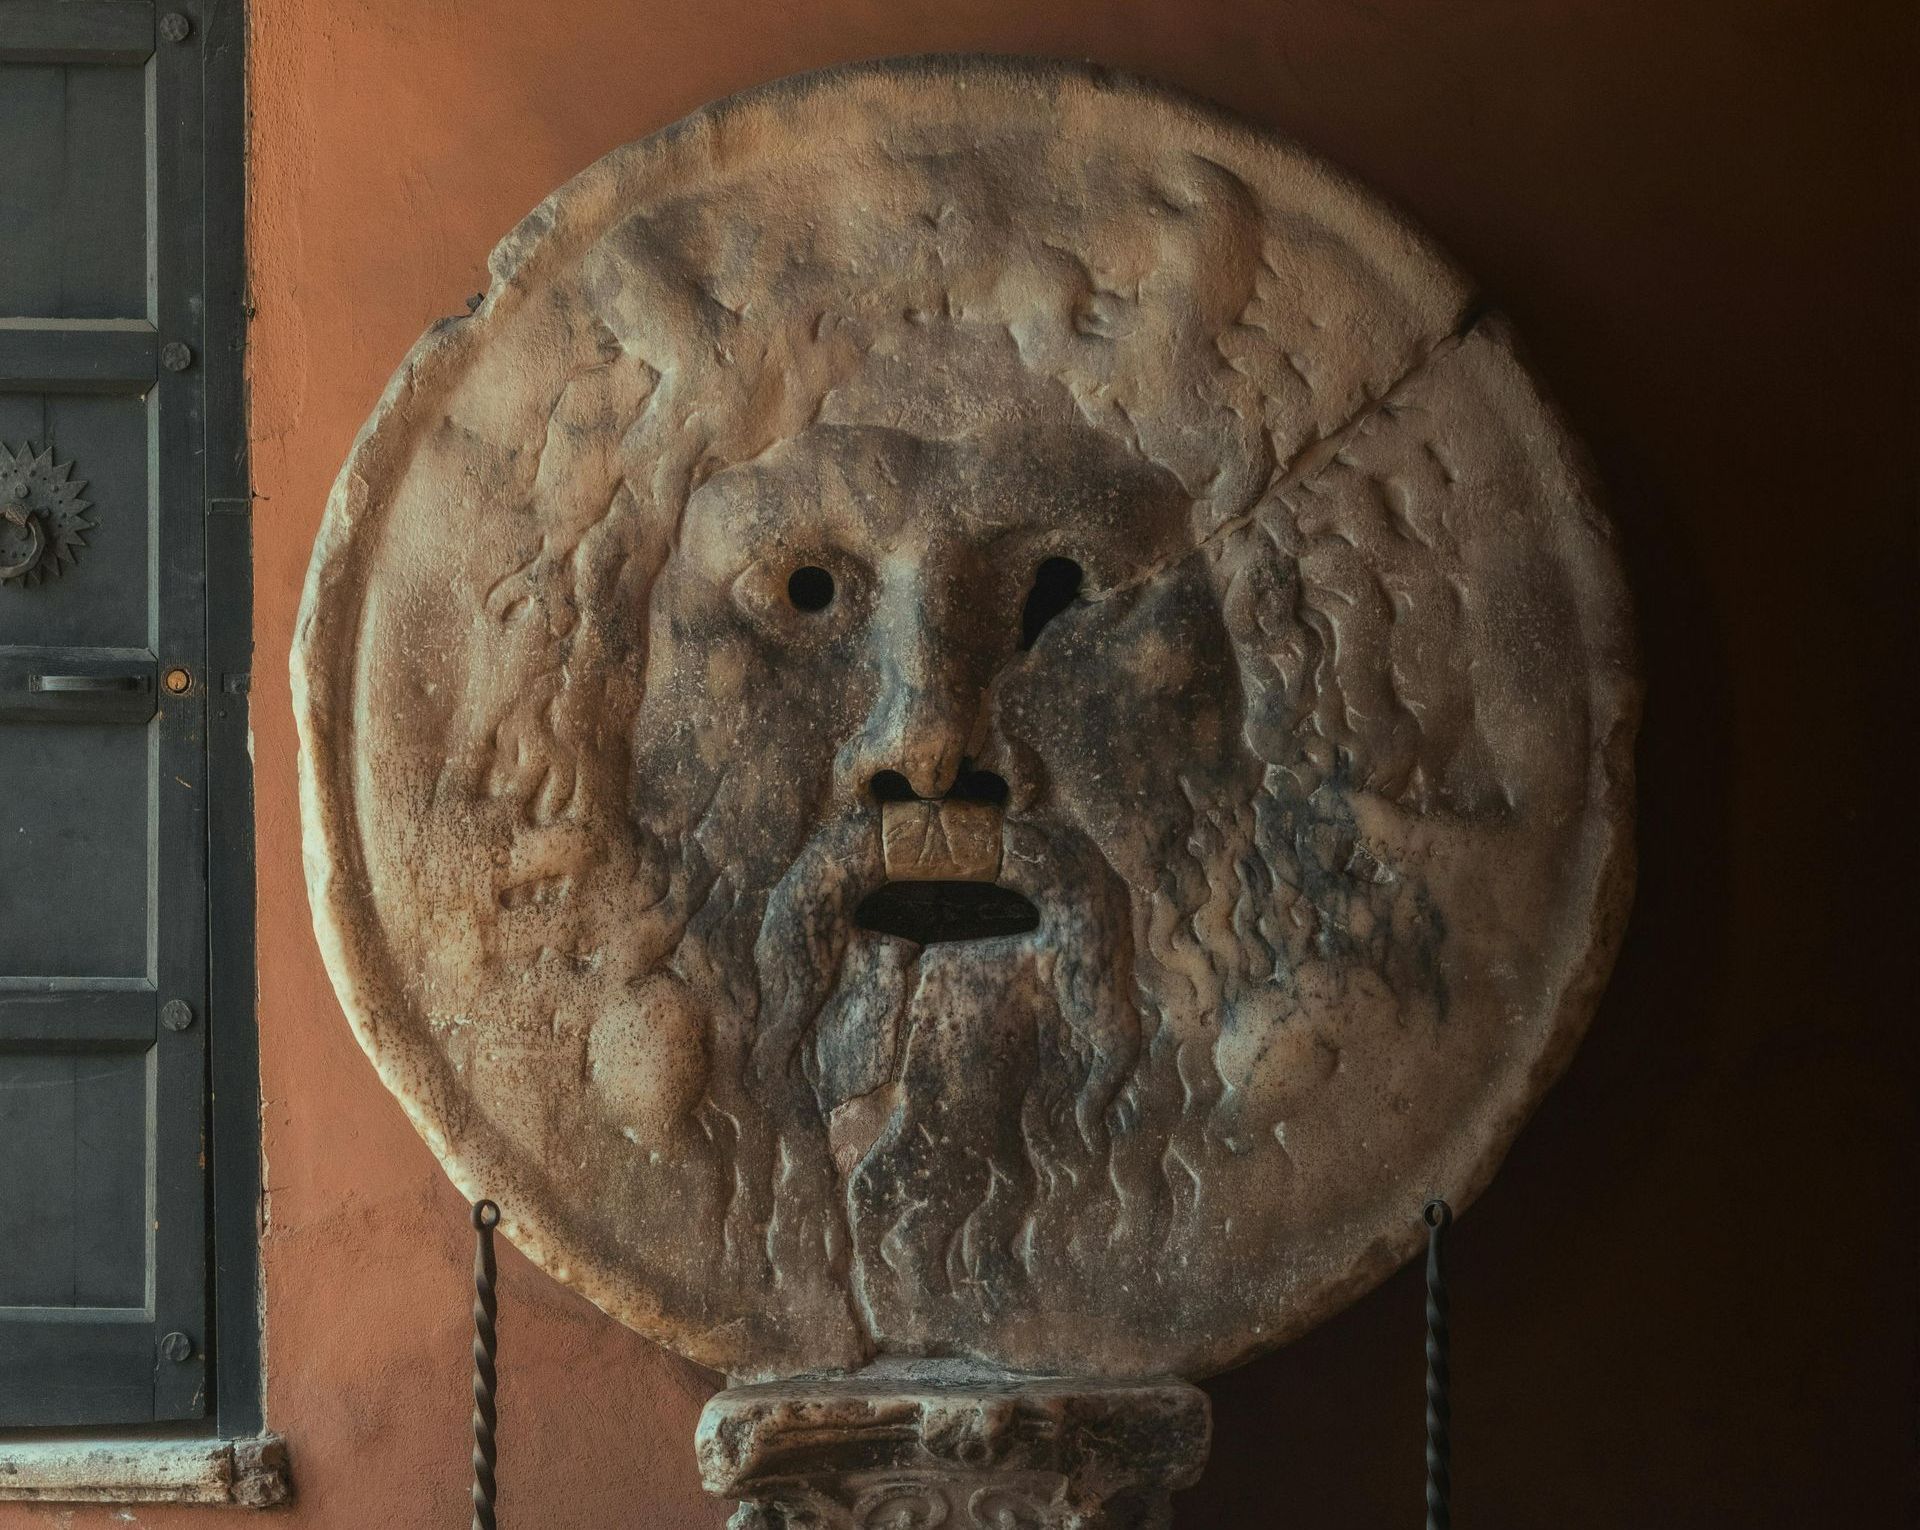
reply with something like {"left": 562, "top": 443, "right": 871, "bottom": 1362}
{"left": 0, "top": 441, "right": 94, "bottom": 587}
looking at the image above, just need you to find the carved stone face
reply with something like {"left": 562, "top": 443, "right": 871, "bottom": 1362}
{"left": 294, "top": 59, "right": 1637, "bottom": 1381}
{"left": 629, "top": 350, "right": 1259, "bottom": 1341}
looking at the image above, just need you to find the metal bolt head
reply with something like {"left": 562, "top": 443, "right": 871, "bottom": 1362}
{"left": 159, "top": 1331, "right": 194, "bottom": 1362}
{"left": 161, "top": 999, "right": 194, "bottom": 1031}
{"left": 159, "top": 12, "right": 192, "bottom": 42}
{"left": 163, "top": 667, "right": 192, "bottom": 694}
{"left": 161, "top": 341, "right": 193, "bottom": 373}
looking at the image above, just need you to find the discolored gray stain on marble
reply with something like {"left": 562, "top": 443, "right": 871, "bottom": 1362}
{"left": 293, "top": 56, "right": 1638, "bottom": 1384}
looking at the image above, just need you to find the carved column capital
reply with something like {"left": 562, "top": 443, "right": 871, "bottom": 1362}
{"left": 698, "top": 1365, "right": 1209, "bottom": 1529}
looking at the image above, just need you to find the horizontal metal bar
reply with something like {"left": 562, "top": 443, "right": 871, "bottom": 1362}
{"left": 0, "top": 987, "right": 156, "bottom": 1050}
{"left": 0, "top": 1, "right": 153, "bottom": 65}
{"left": 0, "top": 647, "right": 157, "bottom": 723}
{"left": 29, "top": 672, "right": 150, "bottom": 694}
{"left": 29, "top": 672, "right": 149, "bottom": 693}
{"left": 0, "top": 320, "right": 157, "bottom": 394}
{"left": 0, "top": 975, "right": 154, "bottom": 991}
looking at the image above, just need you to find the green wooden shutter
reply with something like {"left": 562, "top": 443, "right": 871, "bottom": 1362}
{"left": 0, "top": 0, "right": 215, "bottom": 1426}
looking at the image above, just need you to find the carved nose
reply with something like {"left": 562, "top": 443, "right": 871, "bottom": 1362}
{"left": 863, "top": 679, "right": 972, "bottom": 800}
{"left": 868, "top": 766, "right": 1009, "bottom": 807}
{"left": 841, "top": 570, "right": 1002, "bottom": 804}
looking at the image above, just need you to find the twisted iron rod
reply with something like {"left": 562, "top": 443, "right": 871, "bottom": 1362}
{"left": 1423, "top": 1198, "right": 1452, "bottom": 1530}
{"left": 471, "top": 1200, "right": 501, "bottom": 1530}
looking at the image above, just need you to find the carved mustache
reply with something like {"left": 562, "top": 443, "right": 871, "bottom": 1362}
{"left": 742, "top": 799, "right": 1141, "bottom": 1131}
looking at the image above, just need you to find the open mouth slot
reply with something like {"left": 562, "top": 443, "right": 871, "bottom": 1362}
{"left": 855, "top": 880, "right": 1040, "bottom": 946}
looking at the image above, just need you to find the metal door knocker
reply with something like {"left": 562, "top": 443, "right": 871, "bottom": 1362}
{"left": 0, "top": 503, "right": 44, "bottom": 582}
{"left": 0, "top": 442, "right": 93, "bottom": 587}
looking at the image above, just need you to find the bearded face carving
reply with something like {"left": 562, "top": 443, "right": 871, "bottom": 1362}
{"left": 295, "top": 59, "right": 1637, "bottom": 1382}
{"left": 640, "top": 356, "right": 1299, "bottom": 1346}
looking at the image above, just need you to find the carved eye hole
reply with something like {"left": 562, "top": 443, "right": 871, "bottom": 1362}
{"left": 1019, "top": 555, "right": 1083, "bottom": 649}
{"left": 787, "top": 564, "right": 835, "bottom": 613}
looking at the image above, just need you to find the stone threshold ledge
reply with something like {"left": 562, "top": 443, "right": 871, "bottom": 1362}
{"left": 0, "top": 1433, "right": 289, "bottom": 1506}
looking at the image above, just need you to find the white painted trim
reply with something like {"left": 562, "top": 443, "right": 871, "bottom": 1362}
{"left": 0, "top": 1434, "right": 288, "bottom": 1505}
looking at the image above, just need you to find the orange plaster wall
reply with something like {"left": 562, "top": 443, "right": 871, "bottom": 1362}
{"left": 4, "top": 1, "right": 1911, "bottom": 1526}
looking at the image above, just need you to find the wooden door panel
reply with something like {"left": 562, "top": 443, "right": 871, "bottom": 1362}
{"left": 0, "top": 1049, "right": 150, "bottom": 1309}
{"left": 0, "top": 0, "right": 211, "bottom": 1427}
{"left": 0, "top": 721, "right": 153, "bottom": 977}
{"left": 0, "top": 59, "right": 149, "bottom": 319}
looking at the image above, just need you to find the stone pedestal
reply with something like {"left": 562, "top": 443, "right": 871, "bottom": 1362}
{"left": 697, "top": 1363, "right": 1210, "bottom": 1529}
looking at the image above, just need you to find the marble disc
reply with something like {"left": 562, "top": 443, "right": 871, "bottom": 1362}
{"left": 294, "top": 57, "right": 1637, "bottom": 1381}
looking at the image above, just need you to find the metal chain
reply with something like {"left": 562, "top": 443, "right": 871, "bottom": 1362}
{"left": 1423, "top": 1198, "right": 1452, "bottom": 1530}
{"left": 471, "top": 1200, "right": 501, "bottom": 1530}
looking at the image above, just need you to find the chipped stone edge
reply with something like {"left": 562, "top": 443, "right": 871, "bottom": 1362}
{"left": 0, "top": 1434, "right": 291, "bottom": 1506}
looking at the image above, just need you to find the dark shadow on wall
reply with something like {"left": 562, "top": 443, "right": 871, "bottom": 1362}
{"left": 1189, "top": 416, "right": 1746, "bottom": 1528}
{"left": 1173, "top": 0, "right": 1918, "bottom": 1506}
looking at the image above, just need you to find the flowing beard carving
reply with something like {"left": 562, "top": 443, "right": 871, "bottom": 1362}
{"left": 675, "top": 775, "right": 1257, "bottom": 1349}
{"left": 844, "top": 816, "right": 1141, "bottom": 1343}
{"left": 625, "top": 552, "right": 1432, "bottom": 1356}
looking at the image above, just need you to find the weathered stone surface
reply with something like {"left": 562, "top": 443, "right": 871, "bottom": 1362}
{"left": 0, "top": 1434, "right": 291, "bottom": 1506}
{"left": 293, "top": 56, "right": 1637, "bottom": 1383}
{"left": 698, "top": 1364, "right": 1208, "bottom": 1529}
